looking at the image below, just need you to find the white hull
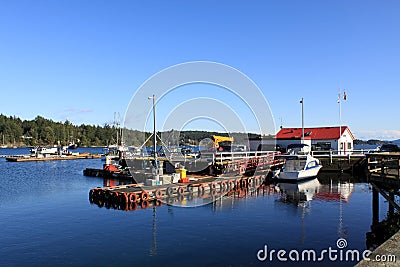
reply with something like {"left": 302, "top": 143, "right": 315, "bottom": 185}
{"left": 30, "top": 146, "right": 58, "bottom": 155}
{"left": 278, "top": 165, "right": 322, "bottom": 180}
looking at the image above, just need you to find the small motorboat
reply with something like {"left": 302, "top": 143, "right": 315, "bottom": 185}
{"left": 275, "top": 144, "right": 322, "bottom": 181}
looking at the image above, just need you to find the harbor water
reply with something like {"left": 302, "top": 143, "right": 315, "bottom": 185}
{"left": 0, "top": 147, "right": 390, "bottom": 266}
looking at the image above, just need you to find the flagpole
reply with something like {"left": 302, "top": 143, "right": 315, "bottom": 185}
{"left": 338, "top": 88, "right": 342, "bottom": 155}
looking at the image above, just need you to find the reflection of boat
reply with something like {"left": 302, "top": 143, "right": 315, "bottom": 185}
{"left": 275, "top": 154, "right": 322, "bottom": 181}
{"left": 277, "top": 178, "right": 321, "bottom": 203}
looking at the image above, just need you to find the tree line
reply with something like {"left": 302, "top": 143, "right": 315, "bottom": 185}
{"left": 0, "top": 114, "right": 265, "bottom": 147}
{"left": 0, "top": 114, "right": 121, "bottom": 147}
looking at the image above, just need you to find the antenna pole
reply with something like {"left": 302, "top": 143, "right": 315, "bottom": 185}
{"left": 300, "top": 98, "right": 304, "bottom": 140}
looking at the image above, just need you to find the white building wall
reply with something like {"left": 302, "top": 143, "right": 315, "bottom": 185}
{"left": 338, "top": 128, "right": 354, "bottom": 154}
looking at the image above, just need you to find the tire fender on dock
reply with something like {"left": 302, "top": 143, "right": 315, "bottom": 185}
{"left": 140, "top": 191, "right": 149, "bottom": 201}
{"left": 209, "top": 182, "right": 216, "bottom": 191}
{"left": 198, "top": 184, "right": 205, "bottom": 196}
{"left": 177, "top": 187, "right": 185, "bottom": 196}
{"left": 129, "top": 193, "right": 138, "bottom": 203}
{"left": 166, "top": 187, "right": 174, "bottom": 197}
{"left": 155, "top": 189, "right": 163, "bottom": 199}
{"left": 187, "top": 184, "right": 194, "bottom": 193}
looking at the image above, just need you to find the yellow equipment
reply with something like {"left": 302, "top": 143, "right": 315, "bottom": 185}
{"left": 211, "top": 135, "right": 234, "bottom": 148}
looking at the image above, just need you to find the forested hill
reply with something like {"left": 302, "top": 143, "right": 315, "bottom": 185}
{"left": 0, "top": 114, "right": 263, "bottom": 147}
{"left": 0, "top": 114, "right": 124, "bottom": 147}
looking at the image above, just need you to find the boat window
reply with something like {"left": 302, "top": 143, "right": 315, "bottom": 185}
{"left": 285, "top": 159, "right": 307, "bottom": 171}
{"left": 307, "top": 161, "right": 316, "bottom": 168}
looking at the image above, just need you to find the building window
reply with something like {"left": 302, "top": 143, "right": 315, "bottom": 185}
{"left": 340, "top": 143, "right": 344, "bottom": 149}
{"left": 311, "top": 142, "right": 332, "bottom": 151}
{"left": 348, "top": 142, "right": 352, "bottom": 149}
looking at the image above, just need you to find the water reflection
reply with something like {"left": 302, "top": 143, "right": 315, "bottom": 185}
{"left": 366, "top": 182, "right": 400, "bottom": 250}
{"left": 93, "top": 176, "right": 358, "bottom": 212}
{"left": 275, "top": 177, "right": 355, "bottom": 206}
{"left": 276, "top": 178, "right": 320, "bottom": 205}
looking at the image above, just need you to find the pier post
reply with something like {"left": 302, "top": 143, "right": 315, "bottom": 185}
{"left": 398, "top": 159, "right": 400, "bottom": 179}
{"left": 372, "top": 187, "right": 379, "bottom": 226}
{"left": 389, "top": 190, "right": 395, "bottom": 217}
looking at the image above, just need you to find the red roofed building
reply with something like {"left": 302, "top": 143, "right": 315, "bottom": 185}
{"left": 276, "top": 126, "right": 355, "bottom": 154}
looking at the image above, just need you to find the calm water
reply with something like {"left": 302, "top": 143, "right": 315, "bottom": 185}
{"left": 0, "top": 148, "right": 390, "bottom": 266}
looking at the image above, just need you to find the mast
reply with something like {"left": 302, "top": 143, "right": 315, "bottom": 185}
{"left": 300, "top": 98, "right": 304, "bottom": 140}
{"left": 114, "top": 112, "right": 119, "bottom": 146}
{"left": 148, "top": 94, "right": 157, "bottom": 162}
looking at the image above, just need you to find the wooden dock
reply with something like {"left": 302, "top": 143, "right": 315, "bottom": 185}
{"left": 310, "top": 150, "right": 368, "bottom": 173}
{"left": 89, "top": 174, "right": 273, "bottom": 211}
{"left": 5, "top": 153, "right": 102, "bottom": 162}
{"left": 367, "top": 152, "right": 400, "bottom": 181}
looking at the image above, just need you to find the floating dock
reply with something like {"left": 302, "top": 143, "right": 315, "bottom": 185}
{"left": 6, "top": 153, "right": 102, "bottom": 162}
{"left": 89, "top": 174, "right": 272, "bottom": 211}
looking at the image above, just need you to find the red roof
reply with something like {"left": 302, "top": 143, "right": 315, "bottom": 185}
{"left": 276, "top": 126, "right": 354, "bottom": 140}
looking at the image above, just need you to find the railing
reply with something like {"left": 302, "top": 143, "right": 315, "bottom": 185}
{"left": 310, "top": 149, "right": 374, "bottom": 157}
{"left": 367, "top": 153, "right": 400, "bottom": 179}
{"left": 214, "top": 150, "right": 277, "bottom": 165}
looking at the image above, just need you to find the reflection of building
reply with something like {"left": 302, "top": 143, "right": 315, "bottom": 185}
{"left": 276, "top": 178, "right": 355, "bottom": 204}
{"left": 314, "top": 182, "right": 354, "bottom": 202}
{"left": 276, "top": 126, "right": 355, "bottom": 154}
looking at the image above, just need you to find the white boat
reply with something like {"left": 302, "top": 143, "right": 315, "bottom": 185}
{"left": 68, "top": 141, "right": 78, "bottom": 149}
{"left": 275, "top": 154, "right": 322, "bottom": 181}
{"left": 30, "top": 146, "right": 58, "bottom": 155}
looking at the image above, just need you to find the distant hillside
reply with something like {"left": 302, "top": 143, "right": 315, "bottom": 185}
{"left": 0, "top": 114, "right": 265, "bottom": 147}
{"left": 354, "top": 139, "right": 387, "bottom": 145}
{"left": 392, "top": 139, "right": 400, "bottom": 145}
{"left": 354, "top": 138, "right": 400, "bottom": 146}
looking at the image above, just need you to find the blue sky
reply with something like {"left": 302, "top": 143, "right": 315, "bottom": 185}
{"left": 0, "top": 0, "right": 399, "bottom": 140}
